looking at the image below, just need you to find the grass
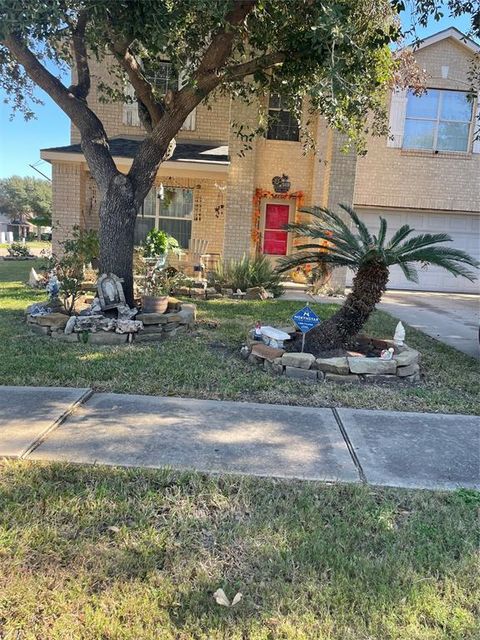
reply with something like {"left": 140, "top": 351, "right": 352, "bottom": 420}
{"left": 1, "top": 461, "right": 479, "bottom": 639}
{"left": 0, "top": 259, "right": 478, "bottom": 414}
{"left": 0, "top": 239, "right": 51, "bottom": 250}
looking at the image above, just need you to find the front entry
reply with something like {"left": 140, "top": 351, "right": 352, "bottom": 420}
{"left": 262, "top": 202, "right": 290, "bottom": 256}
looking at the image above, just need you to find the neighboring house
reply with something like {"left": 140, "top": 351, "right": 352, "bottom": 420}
{"left": 0, "top": 212, "right": 31, "bottom": 241}
{"left": 41, "top": 27, "right": 480, "bottom": 293}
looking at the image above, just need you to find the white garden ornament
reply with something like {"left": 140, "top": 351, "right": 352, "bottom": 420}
{"left": 393, "top": 321, "right": 405, "bottom": 346}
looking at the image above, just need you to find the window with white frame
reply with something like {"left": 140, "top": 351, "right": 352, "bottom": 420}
{"left": 403, "top": 88, "right": 473, "bottom": 152}
{"left": 123, "top": 61, "right": 196, "bottom": 130}
{"left": 134, "top": 186, "right": 193, "bottom": 249}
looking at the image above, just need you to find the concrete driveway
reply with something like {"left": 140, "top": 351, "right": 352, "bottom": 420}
{"left": 379, "top": 291, "right": 479, "bottom": 359}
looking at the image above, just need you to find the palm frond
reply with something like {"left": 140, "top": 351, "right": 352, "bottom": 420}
{"left": 373, "top": 217, "right": 387, "bottom": 248}
{"left": 401, "top": 248, "right": 479, "bottom": 281}
{"left": 396, "top": 260, "right": 419, "bottom": 282}
{"left": 393, "top": 233, "right": 454, "bottom": 256}
{"left": 298, "top": 206, "right": 363, "bottom": 254}
{"left": 276, "top": 251, "right": 356, "bottom": 273}
{"left": 387, "top": 225, "right": 414, "bottom": 249}
{"left": 339, "top": 204, "right": 373, "bottom": 249}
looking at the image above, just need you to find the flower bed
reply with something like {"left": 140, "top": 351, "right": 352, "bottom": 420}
{"left": 26, "top": 299, "right": 196, "bottom": 345}
{"left": 241, "top": 330, "right": 420, "bottom": 383}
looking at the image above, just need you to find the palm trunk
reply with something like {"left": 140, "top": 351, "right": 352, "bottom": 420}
{"left": 302, "top": 262, "right": 390, "bottom": 354}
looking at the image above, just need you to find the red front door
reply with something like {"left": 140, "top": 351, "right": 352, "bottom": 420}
{"left": 263, "top": 203, "right": 289, "bottom": 255}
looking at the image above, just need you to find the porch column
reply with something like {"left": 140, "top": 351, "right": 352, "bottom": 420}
{"left": 51, "top": 161, "right": 85, "bottom": 253}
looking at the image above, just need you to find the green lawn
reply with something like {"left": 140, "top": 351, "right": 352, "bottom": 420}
{"left": 0, "top": 239, "right": 51, "bottom": 250}
{"left": 1, "top": 259, "right": 478, "bottom": 414}
{"left": 1, "top": 461, "right": 478, "bottom": 640}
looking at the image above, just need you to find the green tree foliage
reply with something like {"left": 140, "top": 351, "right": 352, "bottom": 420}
{"left": 0, "top": 175, "right": 51, "bottom": 223}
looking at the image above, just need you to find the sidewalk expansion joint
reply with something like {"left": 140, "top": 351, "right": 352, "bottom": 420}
{"left": 332, "top": 408, "right": 367, "bottom": 483}
{"left": 20, "top": 388, "right": 94, "bottom": 459}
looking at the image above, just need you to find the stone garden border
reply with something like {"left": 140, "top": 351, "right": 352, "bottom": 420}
{"left": 26, "top": 302, "right": 196, "bottom": 345}
{"left": 242, "top": 336, "right": 420, "bottom": 384}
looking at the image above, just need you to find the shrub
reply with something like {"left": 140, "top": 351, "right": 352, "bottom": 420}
{"left": 8, "top": 242, "right": 31, "bottom": 257}
{"left": 210, "top": 254, "right": 284, "bottom": 297}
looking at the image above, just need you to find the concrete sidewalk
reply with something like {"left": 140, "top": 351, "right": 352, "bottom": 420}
{"left": 1, "top": 386, "right": 479, "bottom": 490}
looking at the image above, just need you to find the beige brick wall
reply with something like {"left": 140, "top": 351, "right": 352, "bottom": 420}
{"left": 71, "top": 56, "right": 230, "bottom": 144}
{"left": 354, "top": 38, "right": 480, "bottom": 214}
{"left": 51, "top": 162, "right": 86, "bottom": 253}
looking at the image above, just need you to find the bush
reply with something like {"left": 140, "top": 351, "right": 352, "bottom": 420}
{"left": 8, "top": 242, "right": 31, "bottom": 257}
{"left": 143, "top": 229, "right": 181, "bottom": 258}
{"left": 210, "top": 254, "right": 284, "bottom": 297}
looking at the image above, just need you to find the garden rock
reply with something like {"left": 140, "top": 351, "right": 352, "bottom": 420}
{"left": 137, "top": 313, "right": 170, "bottom": 325}
{"left": 281, "top": 352, "right": 315, "bottom": 369}
{"left": 251, "top": 343, "right": 285, "bottom": 362}
{"left": 315, "top": 356, "right": 349, "bottom": 375}
{"left": 245, "top": 286, "right": 268, "bottom": 300}
{"left": 135, "top": 333, "right": 164, "bottom": 343}
{"left": 394, "top": 347, "right": 419, "bottom": 367}
{"left": 285, "top": 366, "right": 318, "bottom": 382}
{"left": 397, "top": 363, "right": 421, "bottom": 377}
{"left": 35, "top": 312, "right": 68, "bottom": 330}
{"left": 325, "top": 373, "right": 360, "bottom": 383}
{"left": 348, "top": 357, "right": 396, "bottom": 375}
{"left": 86, "top": 332, "right": 128, "bottom": 345}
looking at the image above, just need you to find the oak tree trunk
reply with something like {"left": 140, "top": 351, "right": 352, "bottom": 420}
{"left": 98, "top": 173, "right": 138, "bottom": 306}
{"left": 299, "top": 262, "right": 390, "bottom": 355}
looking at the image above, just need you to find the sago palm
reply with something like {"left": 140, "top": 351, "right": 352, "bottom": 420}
{"left": 277, "top": 205, "right": 479, "bottom": 353}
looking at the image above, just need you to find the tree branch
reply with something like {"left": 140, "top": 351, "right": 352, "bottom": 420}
{"left": 110, "top": 39, "right": 164, "bottom": 126}
{"left": 221, "top": 51, "right": 286, "bottom": 81}
{"left": 197, "top": 0, "right": 257, "bottom": 75}
{"left": 1, "top": 33, "right": 117, "bottom": 194}
{"left": 69, "top": 10, "right": 90, "bottom": 100}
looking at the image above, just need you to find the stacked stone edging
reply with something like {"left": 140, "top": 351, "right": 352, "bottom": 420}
{"left": 26, "top": 302, "right": 196, "bottom": 345}
{"left": 243, "top": 337, "right": 420, "bottom": 384}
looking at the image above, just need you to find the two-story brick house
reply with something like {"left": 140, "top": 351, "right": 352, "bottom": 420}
{"left": 41, "top": 27, "right": 479, "bottom": 293}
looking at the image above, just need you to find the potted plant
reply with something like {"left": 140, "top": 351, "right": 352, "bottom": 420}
{"left": 143, "top": 229, "right": 181, "bottom": 269}
{"left": 140, "top": 266, "right": 188, "bottom": 313}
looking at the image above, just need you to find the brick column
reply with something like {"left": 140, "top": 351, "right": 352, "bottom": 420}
{"left": 51, "top": 162, "right": 85, "bottom": 253}
{"left": 223, "top": 98, "right": 259, "bottom": 260}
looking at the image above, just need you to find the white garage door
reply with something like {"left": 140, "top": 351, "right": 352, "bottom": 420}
{"left": 346, "top": 209, "right": 480, "bottom": 293}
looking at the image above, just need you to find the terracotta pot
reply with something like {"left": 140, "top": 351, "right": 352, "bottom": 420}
{"left": 141, "top": 294, "right": 169, "bottom": 314}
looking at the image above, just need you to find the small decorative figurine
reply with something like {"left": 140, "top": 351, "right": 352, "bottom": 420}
{"left": 46, "top": 274, "right": 60, "bottom": 300}
{"left": 254, "top": 321, "right": 262, "bottom": 340}
{"left": 393, "top": 321, "right": 405, "bottom": 346}
{"left": 380, "top": 347, "right": 394, "bottom": 360}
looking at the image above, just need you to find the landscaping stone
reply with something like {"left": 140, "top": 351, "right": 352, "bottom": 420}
{"left": 139, "top": 325, "right": 164, "bottom": 334}
{"left": 281, "top": 352, "right": 315, "bottom": 369}
{"left": 251, "top": 343, "right": 285, "bottom": 362}
{"left": 315, "top": 356, "right": 349, "bottom": 375}
{"left": 85, "top": 332, "right": 128, "bottom": 345}
{"left": 285, "top": 366, "right": 318, "bottom": 382}
{"left": 248, "top": 353, "right": 264, "bottom": 365}
{"left": 394, "top": 347, "right": 419, "bottom": 367}
{"left": 134, "top": 333, "right": 164, "bottom": 343}
{"left": 163, "top": 322, "right": 180, "bottom": 332}
{"left": 136, "top": 312, "right": 170, "bottom": 324}
{"left": 397, "top": 363, "right": 421, "bottom": 377}
{"left": 348, "top": 357, "right": 396, "bottom": 375}
{"left": 263, "top": 359, "right": 283, "bottom": 375}
{"left": 35, "top": 312, "right": 68, "bottom": 329}
{"left": 50, "top": 331, "right": 80, "bottom": 343}
{"left": 29, "top": 324, "right": 51, "bottom": 336}
{"left": 363, "top": 374, "right": 398, "bottom": 383}
{"left": 325, "top": 373, "right": 360, "bottom": 383}
{"left": 245, "top": 286, "right": 269, "bottom": 300}
{"left": 317, "top": 370, "right": 325, "bottom": 381}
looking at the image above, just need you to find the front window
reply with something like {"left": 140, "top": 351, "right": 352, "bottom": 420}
{"left": 403, "top": 89, "right": 472, "bottom": 152}
{"left": 134, "top": 187, "right": 193, "bottom": 249}
{"left": 267, "top": 95, "right": 300, "bottom": 141}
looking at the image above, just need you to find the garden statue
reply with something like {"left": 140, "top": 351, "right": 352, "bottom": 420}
{"left": 46, "top": 274, "right": 60, "bottom": 300}
{"left": 380, "top": 347, "right": 395, "bottom": 360}
{"left": 394, "top": 321, "right": 405, "bottom": 346}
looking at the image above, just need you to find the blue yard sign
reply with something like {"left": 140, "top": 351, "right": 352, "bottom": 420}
{"left": 292, "top": 305, "right": 320, "bottom": 333}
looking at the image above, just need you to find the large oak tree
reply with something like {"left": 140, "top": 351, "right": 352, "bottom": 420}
{"left": 1, "top": 0, "right": 476, "bottom": 303}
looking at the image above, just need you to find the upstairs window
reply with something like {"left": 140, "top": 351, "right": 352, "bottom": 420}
{"left": 403, "top": 89, "right": 472, "bottom": 152}
{"left": 266, "top": 95, "right": 300, "bottom": 141}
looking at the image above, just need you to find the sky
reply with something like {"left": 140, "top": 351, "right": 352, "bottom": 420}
{"left": 0, "top": 6, "right": 475, "bottom": 180}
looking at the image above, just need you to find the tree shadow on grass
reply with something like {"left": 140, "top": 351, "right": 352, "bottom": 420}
{"left": 1, "top": 462, "right": 478, "bottom": 639}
